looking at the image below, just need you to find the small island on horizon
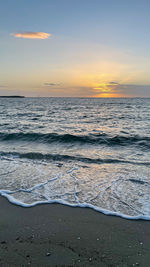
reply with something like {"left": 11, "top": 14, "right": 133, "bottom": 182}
{"left": 0, "top": 95, "right": 25, "bottom": 98}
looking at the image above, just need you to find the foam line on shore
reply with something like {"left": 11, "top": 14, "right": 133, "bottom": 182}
{"left": 0, "top": 189, "right": 150, "bottom": 221}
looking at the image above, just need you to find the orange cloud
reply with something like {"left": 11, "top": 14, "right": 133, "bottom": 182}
{"left": 12, "top": 32, "right": 51, "bottom": 39}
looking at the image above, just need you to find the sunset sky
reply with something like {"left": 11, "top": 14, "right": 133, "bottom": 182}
{"left": 0, "top": 0, "right": 150, "bottom": 97}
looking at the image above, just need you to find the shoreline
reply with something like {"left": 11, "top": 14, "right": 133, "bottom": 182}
{"left": 1, "top": 197, "right": 150, "bottom": 266}
{"left": 1, "top": 192, "right": 150, "bottom": 221}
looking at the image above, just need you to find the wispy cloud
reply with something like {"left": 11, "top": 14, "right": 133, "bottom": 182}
{"left": 93, "top": 82, "right": 150, "bottom": 97}
{"left": 44, "top": 82, "right": 62, "bottom": 86}
{"left": 12, "top": 32, "right": 51, "bottom": 39}
{"left": 117, "top": 84, "right": 150, "bottom": 97}
{"left": 108, "top": 81, "right": 119, "bottom": 85}
{"left": 94, "top": 81, "right": 120, "bottom": 93}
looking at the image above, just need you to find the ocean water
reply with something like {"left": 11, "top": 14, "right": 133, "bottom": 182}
{"left": 0, "top": 97, "right": 150, "bottom": 219}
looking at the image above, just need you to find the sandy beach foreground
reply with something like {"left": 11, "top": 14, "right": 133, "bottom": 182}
{"left": 0, "top": 197, "right": 150, "bottom": 266}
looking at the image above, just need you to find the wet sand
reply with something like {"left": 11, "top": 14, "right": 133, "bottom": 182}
{"left": 0, "top": 196, "right": 150, "bottom": 266}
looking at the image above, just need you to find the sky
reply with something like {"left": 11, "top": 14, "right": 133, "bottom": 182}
{"left": 0, "top": 0, "right": 150, "bottom": 97}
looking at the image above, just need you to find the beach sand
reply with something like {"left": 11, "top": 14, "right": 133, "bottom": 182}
{"left": 0, "top": 196, "right": 150, "bottom": 266}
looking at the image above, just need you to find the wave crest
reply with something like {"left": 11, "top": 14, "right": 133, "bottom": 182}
{"left": 0, "top": 132, "right": 150, "bottom": 148}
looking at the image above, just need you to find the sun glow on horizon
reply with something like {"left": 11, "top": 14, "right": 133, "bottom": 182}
{"left": 92, "top": 92, "right": 124, "bottom": 98}
{"left": 91, "top": 80, "right": 121, "bottom": 97}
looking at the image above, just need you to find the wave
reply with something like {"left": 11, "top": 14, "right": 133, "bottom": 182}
{"left": 1, "top": 151, "right": 150, "bottom": 166}
{"left": 0, "top": 132, "right": 150, "bottom": 148}
{"left": 1, "top": 192, "right": 150, "bottom": 220}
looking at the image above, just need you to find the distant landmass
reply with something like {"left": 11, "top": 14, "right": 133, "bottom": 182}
{"left": 0, "top": 95, "right": 25, "bottom": 98}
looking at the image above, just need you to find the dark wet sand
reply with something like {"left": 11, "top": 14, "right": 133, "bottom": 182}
{"left": 0, "top": 196, "right": 150, "bottom": 266}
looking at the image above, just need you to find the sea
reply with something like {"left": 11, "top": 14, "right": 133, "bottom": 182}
{"left": 0, "top": 97, "right": 150, "bottom": 220}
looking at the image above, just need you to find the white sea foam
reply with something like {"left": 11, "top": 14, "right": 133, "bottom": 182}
{"left": 1, "top": 189, "right": 150, "bottom": 220}
{"left": 0, "top": 156, "right": 150, "bottom": 220}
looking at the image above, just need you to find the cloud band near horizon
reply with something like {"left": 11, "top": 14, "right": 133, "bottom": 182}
{"left": 12, "top": 32, "right": 51, "bottom": 39}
